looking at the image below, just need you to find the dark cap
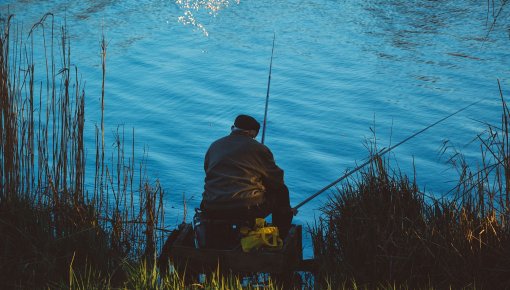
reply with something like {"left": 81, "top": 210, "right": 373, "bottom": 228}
{"left": 234, "top": 115, "right": 260, "bottom": 132}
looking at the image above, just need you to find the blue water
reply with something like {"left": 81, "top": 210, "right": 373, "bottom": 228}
{"left": 2, "top": 0, "right": 510, "bottom": 256}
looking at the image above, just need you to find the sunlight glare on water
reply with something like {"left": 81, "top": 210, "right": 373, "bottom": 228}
{"left": 176, "top": 0, "right": 241, "bottom": 36}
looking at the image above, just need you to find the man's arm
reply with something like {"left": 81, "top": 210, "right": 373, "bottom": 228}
{"left": 259, "top": 147, "right": 290, "bottom": 203}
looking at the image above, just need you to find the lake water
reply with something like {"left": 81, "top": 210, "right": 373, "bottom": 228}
{"left": 2, "top": 0, "right": 509, "bottom": 256}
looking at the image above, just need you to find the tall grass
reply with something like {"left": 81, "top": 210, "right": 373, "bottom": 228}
{"left": 0, "top": 14, "right": 165, "bottom": 288}
{"left": 311, "top": 90, "right": 510, "bottom": 289}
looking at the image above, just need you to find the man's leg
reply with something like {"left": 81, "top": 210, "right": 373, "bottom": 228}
{"left": 268, "top": 187, "right": 293, "bottom": 239}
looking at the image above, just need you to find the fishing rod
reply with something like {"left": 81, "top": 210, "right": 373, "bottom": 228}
{"left": 261, "top": 33, "right": 276, "bottom": 145}
{"left": 293, "top": 99, "right": 482, "bottom": 210}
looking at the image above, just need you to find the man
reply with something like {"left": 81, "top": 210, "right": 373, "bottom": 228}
{"left": 198, "top": 114, "right": 293, "bottom": 248}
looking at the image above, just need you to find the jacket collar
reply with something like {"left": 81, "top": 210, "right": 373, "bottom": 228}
{"left": 230, "top": 128, "right": 256, "bottom": 138}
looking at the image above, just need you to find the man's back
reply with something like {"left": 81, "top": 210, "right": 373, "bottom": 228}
{"left": 203, "top": 131, "right": 281, "bottom": 210}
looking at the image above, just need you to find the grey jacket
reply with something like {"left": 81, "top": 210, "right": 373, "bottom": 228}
{"left": 202, "top": 131, "right": 288, "bottom": 210}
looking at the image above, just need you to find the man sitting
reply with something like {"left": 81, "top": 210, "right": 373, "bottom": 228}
{"left": 197, "top": 114, "right": 293, "bottom": 249}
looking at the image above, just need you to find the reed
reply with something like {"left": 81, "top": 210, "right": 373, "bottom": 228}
{"left": 0, "top": 14, "right": 165, "bottom": 288}
{"left": 311, "top": 90, "right": 510, "bottom": 288}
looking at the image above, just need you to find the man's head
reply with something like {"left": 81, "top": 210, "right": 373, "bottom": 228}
{"left": 232, "top": 114, "right": 260, "bottom": 138}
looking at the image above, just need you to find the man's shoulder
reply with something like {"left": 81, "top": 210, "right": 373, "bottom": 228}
{"left": 210, "top": 134, "right": 269, "bottom": 151}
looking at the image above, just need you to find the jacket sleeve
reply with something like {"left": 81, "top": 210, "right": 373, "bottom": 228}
{"left": 259, "top": 146, "right": 290, "bottom": 207}
{"left": 204, "top": 149, "right": 209, "bottom": 172}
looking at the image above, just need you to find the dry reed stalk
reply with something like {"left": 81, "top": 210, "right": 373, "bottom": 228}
{"left": 1, "top": 14, "right": 166, "bottom": 287}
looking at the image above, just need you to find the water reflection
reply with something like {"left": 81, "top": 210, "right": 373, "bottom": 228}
{"left": 176, "top": 0, "right": 240, "bottom": 36}
{"left": 354, "top": 0, "right": 507, "bottom": 91}
{"left": 76, "top": 0, "right": 119, "bottom": 20}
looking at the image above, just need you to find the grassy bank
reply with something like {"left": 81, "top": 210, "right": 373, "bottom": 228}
{"left": 2, "top": 13, "right": 510, "bottom": 289}
{"left": 311, "top": 93, "right": 510, "bottom": 289}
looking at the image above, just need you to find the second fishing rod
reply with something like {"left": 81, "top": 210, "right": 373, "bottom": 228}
{"left": 293, "top": 99, "right": 482, "bottom": 211}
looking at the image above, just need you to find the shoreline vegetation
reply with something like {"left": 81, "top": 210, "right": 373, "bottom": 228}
{"left": 2, "top": 13, "right": 510, "bottom": 289}
{"left": 0, "top": 14, "right": 166, "bottom": 289}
